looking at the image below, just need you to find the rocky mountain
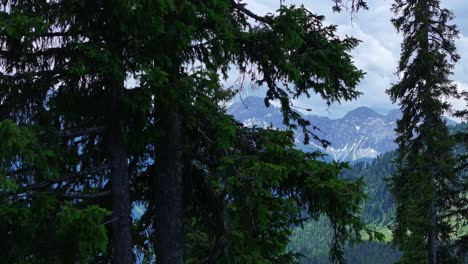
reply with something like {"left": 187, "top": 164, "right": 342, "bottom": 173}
{"left": 228, "top": 96, "right": 458, "bottom": 161}
{"left": 227, "top": 96, "right": 397, "bottom": 161}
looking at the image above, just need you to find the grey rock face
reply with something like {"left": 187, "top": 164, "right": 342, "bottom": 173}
{"left": 227, "top": 97, "right": 398, "bottom": 161}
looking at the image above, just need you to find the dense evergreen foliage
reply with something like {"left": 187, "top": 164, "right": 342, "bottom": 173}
{"left": 290, "top": 125, "right": 467, "bottom": 263}
{"left": 289, "top": 152, "right": 399, "bottom": 264}
{"left": 290, "top": 218, "right": 401, "bottom": 264}
{"left": 388, "top": 0, "right": 467, "bottom": 263}
{"left": 0, "top": 1, "right": 376, "bottom": 263}
{"left": 342, "top": 152, "right": 396, "bottom": 225}
{"left": 1, "top": 0, "right": 464, "bottom": 263}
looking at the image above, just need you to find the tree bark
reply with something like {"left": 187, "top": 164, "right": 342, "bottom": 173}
{"left": 109, "top": 127, "right": 133, "bottom": 263}
{"left": 428, "top": 200, "right": 437, "bottom": 264}
{"left": 155, "top": 109, "right": 185, "bottom": 264}
{"left": 107, "top": 71, "right": 132, "bottom": 263}
{"left": 427, "top": 119, "right": 438, "bottom": 264}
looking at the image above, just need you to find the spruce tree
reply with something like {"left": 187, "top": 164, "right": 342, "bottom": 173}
{"left": 452, "top": 94, "right": 468, "bottom": 261}
{"left": 388, "top": 0, "right": 466, "bottom": 263}
{"left": 146, "top": 1, "right": 367, "bottom": 262}
{"left": 1, "top": 1, "right": 375, "bottom": 263}
{"left": 0, "top": 1, "right": 149, "bottom": 262}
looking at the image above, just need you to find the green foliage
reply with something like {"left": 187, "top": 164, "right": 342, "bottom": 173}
{"left": 388, "top": 0, "right": 467, "bottom": 263}
{"left": 0, "top": 0, "right": 370, "bottom": 263}
{"left": 291, "top": 122, "right": 468, "bottom": 264}
{"left": 0, "top": 121, "right": 110, "bottom": 263}
{"left": 289, "top": 153, "right": 399, "bottom": 264}
{"left": 289, "top": 217, "right": 400, "bottom": 264}
{"left": 57, "top": 205, "right": 110, "bottom": 262}
{"left": 180, "top": 97, "right": 370, "bottom": 263}
{"left": 342, "top": 152, "right": 396, "bottom": 225}
{"left": 0, "top": 120, "right": 63, "bottom": 187}
{"left": 0, "top": 195, "right": 109, "bottom": 263}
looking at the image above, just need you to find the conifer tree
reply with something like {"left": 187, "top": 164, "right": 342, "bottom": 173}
{"left": 452, "top": 94, "right": 468, "bottom": 261}
{"left": 0, "top": 1, "right": 149, "bottom": 262}
{"left": 1, "top": 1, "right": 374, "bottom": 263}
{"left": 388, "top": 0, "right": 467, "bottom": 263}
{"left": 146, "top": 1, "right": 367, "bottom": 262}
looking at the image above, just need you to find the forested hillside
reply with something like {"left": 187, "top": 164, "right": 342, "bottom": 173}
{"left": 289, "top": 152, "right": 400, "bottom": 264}
{"left": 289, "top": 122, "right": 467, "bottom": 263}
{"left": 342, "top": 152, "right": 395, "bottom": 225}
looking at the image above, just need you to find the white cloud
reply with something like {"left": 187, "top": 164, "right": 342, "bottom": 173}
{"left": 454, "top": 34, "right": 468, "bottom": 83}
{"left": 338, "top": 24, "right": 397, "bottom": 76}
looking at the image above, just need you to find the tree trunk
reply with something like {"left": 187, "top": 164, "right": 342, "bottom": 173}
{"left": 427, "top": 119, "right": 437, "bottom": 264}
{"left": 155, "top": 109, "right": 185, "bottom": 264}
{"left": 108, "top": 75, "right": 133, "bottom": 263}
{"left": 109, "top": 129, "right": 132, "bottom": 263}
{"left": 421, "top": 0, "right": 437, "bottom": 262}
{"left": 428, "top": 199, "right": 437, "bottom": 264}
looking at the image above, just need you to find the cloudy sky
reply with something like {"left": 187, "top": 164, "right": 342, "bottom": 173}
{"left": 232, "top": 0, "right": 468, "bottom": 118}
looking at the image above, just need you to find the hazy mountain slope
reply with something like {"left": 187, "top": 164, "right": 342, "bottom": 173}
{"left": 288, "top": 123, "right": 466, "bottom": 264}
{"left": 228, "top": 96, "right": 398, "bottom": 161}
{"left": 228, "top": 97, "right": 457, "bottom": 161}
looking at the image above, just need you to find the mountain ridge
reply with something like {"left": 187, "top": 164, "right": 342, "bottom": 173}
{"left": 227, "top": 96, "right": 457, "bottom": 161}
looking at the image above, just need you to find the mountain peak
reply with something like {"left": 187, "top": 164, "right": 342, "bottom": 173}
{"left": 227, "top": 96, "right": 282, "bottom": 123}
{"left": 344, "top": 106, "right": 382, "bottom": 119}
{"left": 228, "top": 97, "right": 398, "bottom": 161}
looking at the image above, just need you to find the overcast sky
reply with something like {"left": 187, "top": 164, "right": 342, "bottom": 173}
{"left": 232, "top": 0, "right": 468, "bottom": 118}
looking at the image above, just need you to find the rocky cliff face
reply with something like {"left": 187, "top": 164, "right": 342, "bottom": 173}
{"left": 228, "top": 96, "right": 399, "bottom": 161}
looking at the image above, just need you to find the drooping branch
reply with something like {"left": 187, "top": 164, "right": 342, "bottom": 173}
{"left": 0, "top": 69, "right": 65, "bottom": 80}
{"left": 332, "top": 0, "right": 368, "bottom": 13}
{"left": 38, "top": 190, "right": 111, "bottom": 200}
{"left": 38, "top": 125, "right": 105, "bottom": 138}
{"left": 42, "top": 31, "right": 84, "bottom": 38}
{"left": 58, "top": 125, "right": 106, "bottom": 137}
{"left": 231, "top": 0, "right": 273, "bottom": 25}
{"left": 0, "top": 47, "right": 75, "bottom": 59}
{"left": 2, "top": 164, "right": 110, "bottom": 199}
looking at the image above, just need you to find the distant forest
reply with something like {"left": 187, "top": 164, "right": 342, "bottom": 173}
{"left": 289, "top": 152, "right": 399, "bottom": 264}
{"left": 290, "top": 122, "right": 468, "bottom": 263}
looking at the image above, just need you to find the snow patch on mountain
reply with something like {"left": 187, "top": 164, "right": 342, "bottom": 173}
{"left": 227, "top": 96, "right": 458, "bottom": 161}
{"left": 227, "top": 97, "right": 398, "bottom": 161}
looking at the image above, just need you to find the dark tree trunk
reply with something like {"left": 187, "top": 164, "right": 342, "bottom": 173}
{"left": 107, "top": 73, "right": 133, "bottom": 263}
{"left": 421, "top": 1, "right": 437, "bottom": 262}
{"left": 428, "top": 199, "right": 437, "bottom": 264}
{"left": 155, "top": 109, "right": 185, "bottom": 264}
{"left": 428, "top": 121, "right": 438, "bottom": 264}
{"left": 109, "top": 128, "right": 132, "bottom": 263}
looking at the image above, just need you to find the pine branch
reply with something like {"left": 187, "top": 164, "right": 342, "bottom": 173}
{"left": 2, "top": 164, "right": 110, "bottom": 198}
{"left": 231, "top": 0, "right": 273, "bottom": 25}
{"left": 441, "top": 208, "right": 468, "bottom": 218}
{"left": 42, "top": 31, "right": 84, "bottom": 38}
{"left": 0, "top": 47, "right": 74, "bottom": 58}
{"left": 0, "top": 69, "right": 65, "bottom": 80}
{"left": 37, "top": 125, "right": 106, "bottom": 137}
{"left": 38, "top": 190, "right": 111, "bottom": 200}
{"left": 57, "top": 126, "right": 106, "bottom": 137}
